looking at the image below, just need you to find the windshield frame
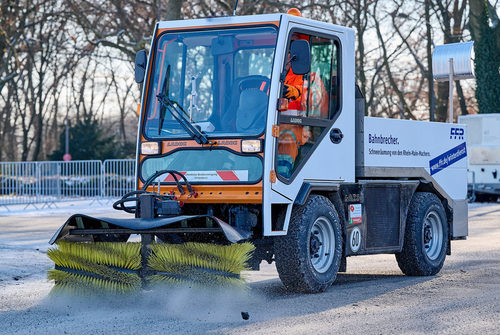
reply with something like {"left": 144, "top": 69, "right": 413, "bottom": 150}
{"left": 141, "top": 24, "right": 280, "bottom": 142}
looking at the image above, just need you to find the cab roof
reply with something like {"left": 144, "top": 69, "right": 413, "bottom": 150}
{"left": 157, "top": 13, "right": 354, "bottom": 36}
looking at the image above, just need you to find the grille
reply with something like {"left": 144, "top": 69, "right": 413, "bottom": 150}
{"left": 365, "top": 185, "right": 401, "bottom": 249}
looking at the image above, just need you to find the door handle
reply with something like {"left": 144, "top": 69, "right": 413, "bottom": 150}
{"left": 330, "top": 128, "right": 344, "bottom": 144}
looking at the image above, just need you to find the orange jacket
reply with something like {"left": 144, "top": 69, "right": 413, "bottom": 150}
{"left": 284, "top": 69, "right": 304, "bottom": 111}
{"left": 277, "top": 70, "right": 305, "bottom": 177}
{"left": 277, "top": 71, "right": 329, "bottom": 177}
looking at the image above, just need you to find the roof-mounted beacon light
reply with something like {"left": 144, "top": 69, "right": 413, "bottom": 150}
{"left": 287, "top": 8, "right": 302, "bottom": 17}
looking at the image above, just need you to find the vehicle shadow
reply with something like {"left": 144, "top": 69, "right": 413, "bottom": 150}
{"left": 242, "top": 272, "right": 435, "bottom": 321}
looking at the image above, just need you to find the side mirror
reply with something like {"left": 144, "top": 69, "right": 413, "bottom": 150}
{"left": 290, "top": 40, "right": 310, "bottom": 75}
{"left": 134, "top": 50, "right": 147, "bottom": 83}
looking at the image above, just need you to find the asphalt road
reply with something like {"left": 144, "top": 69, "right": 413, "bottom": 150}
{"left": 0, "top": 203, "right": 499, "bottom": 334}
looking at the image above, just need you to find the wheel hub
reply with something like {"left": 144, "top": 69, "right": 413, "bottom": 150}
{"left": 423, "top": 210, "right": 443, "bottom": 260}
{"left": 310, "top": 234, "right": 321, "bottom": 256}
{"left": 424, "top": 223, "right": 433, "bottom": 245}
{"left": 309, "top": 217, "right": 335, "bottom": 273}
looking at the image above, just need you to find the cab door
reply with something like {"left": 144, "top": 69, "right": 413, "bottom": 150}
{"left": 270, "top": 22, "right": 355, "bottom": 201}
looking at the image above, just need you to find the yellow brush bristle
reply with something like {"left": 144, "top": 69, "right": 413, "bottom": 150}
{"left": 48, "top": 269, "right": 141, "bottom": 294}
{"left": 147, "top": 242, "right": 255, "bottom": 286}
{"left": 49, "top": 241, "right": 141, "bottom": 270}
{"left": 147, "top": 273, "right": 246, "bottom": 288}
{"left": 47, "top": 242, "right": 142, "bottom": 294}
{"left": 47, "top": 241, "right": 255, "bottom": 292}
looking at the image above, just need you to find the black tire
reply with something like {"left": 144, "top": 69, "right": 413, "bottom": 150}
{"left": 396, "top": 192, "right": 448, "bottom": 276}
{"left": 275, "top": 195, "right": 343, "bottom": 293}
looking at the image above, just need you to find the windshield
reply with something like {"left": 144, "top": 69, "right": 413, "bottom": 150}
{"left": 144, "top": 26, "right": 278, "bottom": 139}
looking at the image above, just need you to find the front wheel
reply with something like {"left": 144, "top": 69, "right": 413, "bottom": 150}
{"left": 396, "top": 192, "right": 448, "bottom": 276}
{"left": 275, "top": 195, "right": 343, "bottom": 293}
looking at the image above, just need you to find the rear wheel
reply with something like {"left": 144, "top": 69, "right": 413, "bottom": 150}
{"left": 275, "top": 195, "right": 343, "bottom": 293}
{"left": 396, "top": 192, "right": 448, "bottom": 276}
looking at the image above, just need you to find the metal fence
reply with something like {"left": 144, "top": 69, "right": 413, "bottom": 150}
{"left": 0, "top": 159, "right": 136, "bottom": 208}
{"left": 102, "top": 159, "right": 136, "bottom": 198}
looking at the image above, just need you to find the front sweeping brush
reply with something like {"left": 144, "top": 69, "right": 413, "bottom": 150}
{"left": 147, "top": 242, "right": 255, "bottom": 287}
{"left": 47, "top": 241, "right": 142, "bottom": 294}
{"left": 47, "top": 241, "right": 255, "bottom": 293}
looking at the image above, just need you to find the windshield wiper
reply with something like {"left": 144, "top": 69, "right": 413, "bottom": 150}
{"left": 156, "top": 65, "right": 209, "bottom": 145}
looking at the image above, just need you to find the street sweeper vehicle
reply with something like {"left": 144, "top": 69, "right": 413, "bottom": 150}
{"left": 48, "top": 11, "right": 469, "bottom": 294}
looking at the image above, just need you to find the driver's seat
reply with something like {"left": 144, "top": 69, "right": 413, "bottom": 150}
{"left": 235, "top": 89, "right": 268, "bottom": 132}
{"left": 221, "top": 75, "right": 270, "bottom": 131}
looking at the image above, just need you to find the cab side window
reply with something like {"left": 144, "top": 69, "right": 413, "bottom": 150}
{"left": 276, "top": 32, "right": 340, "bottom": 179}
{"left": 302, "top": 36, "right": 332, "bottom": 118}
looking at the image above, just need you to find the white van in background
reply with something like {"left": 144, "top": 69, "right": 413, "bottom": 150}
{"left": 458, "top": 114, "right": 500, "bottom": 202}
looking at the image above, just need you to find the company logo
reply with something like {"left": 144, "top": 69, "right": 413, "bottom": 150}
{"left": 450, "top": 127, "right": 464, "bottom": 140}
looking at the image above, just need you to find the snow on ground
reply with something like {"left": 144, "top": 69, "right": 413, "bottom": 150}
{"left": 1, "top": 198, "right": 496, "bottom": 216}
{"left": 0, "top": 201, "right": 130, "bottom": 309}
{"left": 0, "top": 199, "right": 117, "bottom": 217}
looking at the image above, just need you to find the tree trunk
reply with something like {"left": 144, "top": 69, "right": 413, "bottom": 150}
{"left": 165, "top": 0, "right": 184, "bottom": 21}
{"left": 469, "top": 0, "right": 485, "bottom": 41}
{"left": 425, "top": 0, "right": 435, "bottom": 121}
{"left": 355, "top": 0, "right": 368, "bottom": 115}
{"left": 455, "top": 81, "right": 468, "bottom": 115}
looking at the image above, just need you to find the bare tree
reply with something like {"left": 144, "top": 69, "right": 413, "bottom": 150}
{"left": 0, "top": 1, "right": 42, "bottom": 159}
{"left": 1, "top": 1, "right": 81, "bottom": 160}
{"left": 0, "top": 0, "right": 481, "bottom": 161}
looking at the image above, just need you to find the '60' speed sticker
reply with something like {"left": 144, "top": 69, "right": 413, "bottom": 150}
{"left": 350, "top": 227, "right": 361, "bottom": 253}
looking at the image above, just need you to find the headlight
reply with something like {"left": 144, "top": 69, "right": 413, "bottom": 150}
{"left": 141, "top": 142, "right": 160, "bottom": 155}
{"left": 241, "top": 139, "right": 263, "bottom": 153}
